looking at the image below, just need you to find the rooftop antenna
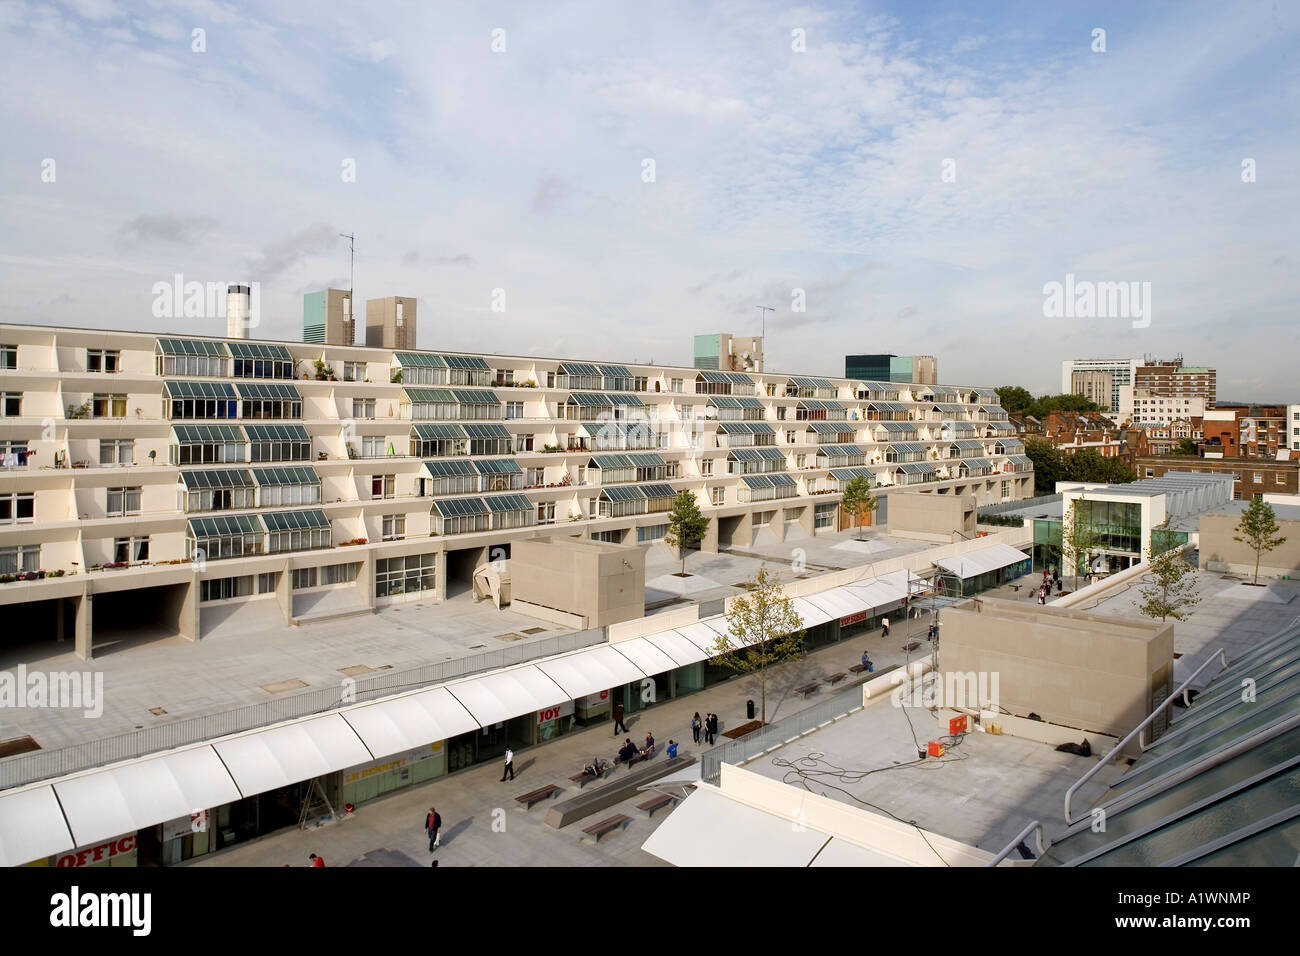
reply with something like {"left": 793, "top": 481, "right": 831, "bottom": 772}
{"left": 756, "top": 305, "right": 773, "bottom": 339}
{"left": 339, "top": 232, "right": 356, "bottom": 344}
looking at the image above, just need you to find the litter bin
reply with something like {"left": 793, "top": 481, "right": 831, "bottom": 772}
{"left": 746, "top": 699, "right": 755, "bottom": 720}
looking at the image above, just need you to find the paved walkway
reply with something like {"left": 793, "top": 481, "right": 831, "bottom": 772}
{"left": 188, "top": 622, "right": 921, "bottom": 868}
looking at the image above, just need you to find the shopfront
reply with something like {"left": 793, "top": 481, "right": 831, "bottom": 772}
{"left": 537, "top": 699, "right": 575, "bottom": 741}
{"left": 30, "top": 832, "right": 140, "bottom": 868}
{"left": 446, "top": 714, "right": 535, "bottom": 773}
{"left": 341, "top": 742, "right": 447, "bottom": 806}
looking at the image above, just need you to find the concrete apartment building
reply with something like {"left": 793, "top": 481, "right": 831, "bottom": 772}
{"left": 301, "top": 289, "right": 355, "bottom": 346}
{"left": 845, "top": 353, "right": 937, "bottom": 385}
{"left": 1061, "top": 357, "right": 1140, "bottom": 417}
{"left": 1062, "top": 356, "right": 1216, "bottom": 424}
{"left": 1134, "top": 357, "right": 1215, "bottom": 408}
{"left": 365, "top": 296, "right": 417, "bottom": 351}
{"left": 692, "top": 333, "right": 764, "bottom": 373}
{"left": 0, "top": 323, "right": 1033, "bottom": 661}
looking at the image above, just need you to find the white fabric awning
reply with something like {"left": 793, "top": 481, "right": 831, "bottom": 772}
{"left": 611, "top": 637, "right": 680, "bottom": 677}
{"left": 843, "top": 577, "right": 907, "bottom": 609}
{"left": 641, "top": 786, "right": 832, "bottom": 867}
{"left": 801, "top": 588, "right": 867, "bottom": 621}
{"left": 342, "top": 687, "right": 479, "bottom": 760}
{"left": 444, "top": 665, "right": 568, "bottom": 726}
{"left": 791, "top": 597, "right": 834, "bottom": 629}
{"left": 53, "top": 746, "right": 242, "bottom": 849}
{"left": 811, "top": 837, "right": 912, "bottom": 867}
{"left": 0, "top": 786, "right": 74, "bottom": 867}
{"left": 936, "top": 543, "right": 1031, "bottom": 579}
{"left": 534, "top": 645, "right": 647, "bottom": 699}
{"left": 213, "top": 714, "right": 371, "bottom": 796}
{"left": 642, "top": 628, "right": 710, "bottom": 666}
{"left": 672, "top": 621, "right": 725, "bottom": 654}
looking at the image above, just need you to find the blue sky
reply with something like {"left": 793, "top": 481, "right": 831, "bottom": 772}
{"left": 1, "top": 0, "right": 1296, "bottom": 398}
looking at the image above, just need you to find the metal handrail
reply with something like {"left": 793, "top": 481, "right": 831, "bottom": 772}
{"left": 986, "top": 819, "right": 1047, "bottom": 866}
{"left": 1063, "top": 647, "right": 1228, "bottom": 824}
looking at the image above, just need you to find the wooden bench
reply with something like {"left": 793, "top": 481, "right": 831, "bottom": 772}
{"left": 636, "top": 793, "right": 677, "bottom": 819}
{"left": 848, "top": 663, "right": 867, "bottom": 674}
{"left": 569, "top": 768, "right": 608, "bottom": 788}
{"left": 615, "top": 747, "right": 654, "bottom": 768}
{"left": 901, "top": 640, "right": 921, "bottom": 653}
{"left": 825, "top": 672, "right": 847, "bottom": 685}
{"left": 793, "top": 682, "right": 821, "bottom": 698}
{"left": 514, "top": 784, "right": 560, "bottom": 809}
{"left": 581, "top": 813, "right": 631, "bottom": 844}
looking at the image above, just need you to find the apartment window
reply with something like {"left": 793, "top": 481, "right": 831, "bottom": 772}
{"left": 785, "top": 430, "right": 796, "bottom": 444}
{"left": 495, "top": 369, "right": 515, "bottom": 387}
{"left": 0, "top": 345, "right": 15, "bottom": 370}
{"left": 813, "top": 503, "right": 836, "bottom": 529}
{"left": 796, "top": 454, "right": 806, "bottom": 468}
{"left": 711, "top": 486, "right": 724, "bottom": 506}
{"left": 258, "top": 572, "right": 280, "bottom": 593}
{"left": 92, "top": 394, "right": 128, "bottom": 418}
{"left": 382, "top": 514, "right": 406, "bottom": 541}
{"left": 515, "top": 435, "right": 534, "bottom": 453}
{"left": 352, "top": 398, "right": 376, "bottom": 419}
{"left": 106, "top": 486, "right": 142, "bottom": 516}
{"left": 638, "top": 524, "right": 668, "bottom": 542}
{"left": 1277, "top": 473, "right": 1287, "bottom": 485}
{"left": 87, "top": 349, "right": 120, "bottom": 373}
{"left": 1001, "top": 480, "right": 1011, "bottom": 498}
{"left": 0, "top": 440, "right": 29, "bottom": 466}
{"left": 591, "top": 530, "right": 622, "bottom": 543}
{"left": 670, "top": 378, "right": 683, "bottom": 393}
{"left": 257, "top": 480, "right": 320, "bottom": 507}
{"left": 372, "top": 475, "right": 396, "bottom": 499}
{"left": 505, "top": 402, "right": 524, "bottom": 420}
{"left": 537, "top": 501, "right": 556, "bottom": 524}
{"left": 375, "top": 553, "right": 437, "bottom": 598}
{"left": 808, "top": 478, "right": 817, "bottom": 493}
{"left": 199, "top": 576, "right": 254, "bottom": 602}
{"left": 99, "top": 439, "right": 134, "bottom": 466}
{"left": 356, "top": 435, "right": 387, "bottom": 458}
{"left": 291, "top": 567, "right": 317, "bottom": 590}
{"left": 1254, "top": 473, "right": 1263, "bottom": 484}
{"left": 113, "top": 536, "right": 149, "bottom": 563}
{"left": 700, "top": 458, "right": 713, "bottom": 476}
{"left": 546, "top": 372, "right": 555, "bottom": 388}
{"left": 2, "top": 393, "right": 21, "bottom": 417}
{"left": 680, "top": 405, "right": 694, "bottom": 422}
{"left": 0, "top": 492, "right": 34, "bottom": 524}
{"left": 343, "top": 362, "right": 366, "bottom": 382}
{"left": 527, "top": 467, "right": 545, "bottom": 487}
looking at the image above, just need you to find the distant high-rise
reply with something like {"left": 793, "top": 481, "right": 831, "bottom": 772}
{"left": 694, "top": 333, "right": 763, "bottom": 372}
{"left": 366, "top": 296, "right": 417, "bottom": 350}
{"left": 844, "top": 354, "right": 936, "bottom": 385}
{"left": 302, "top": 289, "right": 354, "bottom": 345}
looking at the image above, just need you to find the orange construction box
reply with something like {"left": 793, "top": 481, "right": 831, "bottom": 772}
{"left": 949, "top": 714, "right": 968, "bottom": 735}
{"left": 927, "top": 740, "right": 945, "bottom": 757}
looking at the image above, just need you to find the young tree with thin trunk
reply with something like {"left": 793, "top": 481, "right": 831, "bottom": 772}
{"left": 1234, "top": 497, "right": 1288, "bottom": 586}
{"left": 1061, "top": 494, "right": 1103, "bottom": 591}
{"left": 664, "top": 489, "right": 710, "bottom": 576}
{"left": 839, "top": 474, "right": 877, "bottom": 540}
{"left": 712, "top": 565, "right": 805, "bottom": 724}
{"left": 1136, "top": 519, "right": 1201, "bottom": 622}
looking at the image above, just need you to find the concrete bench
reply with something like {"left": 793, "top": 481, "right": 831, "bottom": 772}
{"left": 793, "top": 682, "right": 821, "bottom": 698}
{"left": 636, "top": 793, "right": 677, "bottom": 819}
{"left": 514, "top": 784, "right": 561, "bottom": 809}
{"left": 569, "top": 768, "right": 608, "bottom": 788}
{"left": 825, "top": 672, "right": 847, "bottom": 685}
{"left": 901, "top": 640, "right": 921, "bottom": 652}
{"left": 582, "top": 814, "right": 631, "bottom": 844}
{"left": 547, "top": 756, "right": 697, "bottom": 829}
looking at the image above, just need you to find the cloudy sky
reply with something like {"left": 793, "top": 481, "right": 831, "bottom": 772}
{"left": 1, "top": 0, "right": 1296, "bottom": 398}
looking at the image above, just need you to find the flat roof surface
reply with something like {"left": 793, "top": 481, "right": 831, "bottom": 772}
{"left": 739, "top": 697, "right": 1127, "bottom": 855}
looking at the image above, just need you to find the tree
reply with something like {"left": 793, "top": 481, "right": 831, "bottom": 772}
{"left": 1136, "top": 519, "right": 1201, "bottom": 622}
{"left": 712, "top": 565, "right": 805, "bottom": 724}
{"left": 994, "top": 385, "right": 1034, "bottom": 414}
{"left": 1061, "top": 495, "right": 1103, "bottom": 591}
{"left": 664, "top": 490, "right": 710, "bottom": 576}
{"left": 1025, "top": 438, "right": 1064, "bottom": 496}
{"left": 1175, "top": 437, "right": 1199, "bottom": 456}
{"left": 1030, "top": 393, "right": 1100, "bottom": 419}
{"left": 839, "top": 474, "right": 877, "bottom": 540}
{"left": 1233, "top": 497, "right": 1288, "bottom": 586}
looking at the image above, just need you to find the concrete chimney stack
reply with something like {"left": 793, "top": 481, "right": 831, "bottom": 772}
{"left": 226, "top": 284, "right": 251, "bottom": 339}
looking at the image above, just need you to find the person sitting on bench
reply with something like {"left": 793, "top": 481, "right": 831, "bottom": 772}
{"left": 861, "top": 650, "right": 873, "bottom": 672}
{"left": 618, "top": 739, "right": 638, "bottom": 764}
{"left": 640, "top": 732, "right": 655, "bottom": 758}
{"left": 583, "top": 757, "right": 608, "bottom": 778}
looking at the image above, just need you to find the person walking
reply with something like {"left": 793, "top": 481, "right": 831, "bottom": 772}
{"left": 612, "top": 699, "right": 627, "bottom": 736}
{"left": 500, "top": 746, "right": 515, "bottom": 781}
{"left": 691, "top": 712, "right": 702, "bottom": 745}
{"left": 881, "top": 617, "right": 890, "bottom": 640}
{"left": 425, "top": 807, "right": 442, "bottom": 851}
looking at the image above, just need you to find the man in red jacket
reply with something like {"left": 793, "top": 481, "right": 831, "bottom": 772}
{"left": 309, "top": 853, "right": 325, "bottom": 867}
